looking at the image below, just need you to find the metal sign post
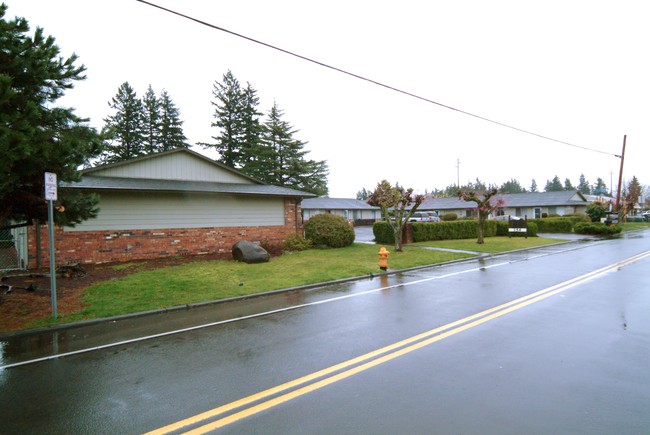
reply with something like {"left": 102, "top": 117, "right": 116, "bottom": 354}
{"left": 44, "top": 172, "right": 58, "bottom": 319}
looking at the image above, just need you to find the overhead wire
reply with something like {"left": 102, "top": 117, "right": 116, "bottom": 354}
{"left": 136, "top": 0, "right": 620, "bottom": 158}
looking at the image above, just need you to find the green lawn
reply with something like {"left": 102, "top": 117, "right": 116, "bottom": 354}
{"left": 28, "top": 235, "right": 574, "bottom": 327}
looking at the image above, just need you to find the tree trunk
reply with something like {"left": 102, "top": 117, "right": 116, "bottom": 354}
{"left": 395, "top": 226, "right": 403, "bottom": 252}
{"left": 477, "top": 215, "right": 486, "bottom": 244}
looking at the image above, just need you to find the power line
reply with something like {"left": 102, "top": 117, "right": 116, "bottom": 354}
{"left": 136, "top": 0, "right": 620, "bottom": 158}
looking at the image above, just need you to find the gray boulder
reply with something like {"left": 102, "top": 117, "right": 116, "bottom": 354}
{"left": 232, "top": 241, "right": 269, "bottom": 264}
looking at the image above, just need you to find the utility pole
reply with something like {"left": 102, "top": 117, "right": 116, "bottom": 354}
{"left": 456, "top": 158, "right": 460, "bottom": 188}
{"left": 615, "top": 135, "right": 626, "bottom": 212}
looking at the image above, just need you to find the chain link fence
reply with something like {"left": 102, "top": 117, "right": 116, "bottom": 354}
{"left": 1, "top": 225, "right": 28, "bottom": 272}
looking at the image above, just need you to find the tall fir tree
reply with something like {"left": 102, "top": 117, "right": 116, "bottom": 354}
{"left": 564, "top": 178, "right": 574, "bottom": 191}
{"left": 259, "top": 102, "right": 328, "bottom": 195}
{"left": 0, "top": 4, "right": 102, "bottom": 226}
{"left": 593, "top": 177, "right": 608, "bottom": 195}
{"left": 204, "top": 70, "right": 247, "bottom": 168}
{"left": 530, "top": 179, "right": 538, "bottom": 193}
{"left": 238, "top": 82, "right": 263, "bottom": 172}
{"left": 545, "top": 175, "right": 563, "bottom": 192}
{"left": 101, "top": 81, "right": 145, "bottom": 163}
{"left": 141, "top": 84, "right": 161, "bottom": 154}
{"left": 577, "top": 174, "right": 591, "bottom": 194}
{"left": 158, "top": 89, "right": 188, "bottom": 151}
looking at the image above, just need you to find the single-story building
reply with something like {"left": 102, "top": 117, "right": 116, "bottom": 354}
{"left": 28, "top": 148, "right": 315, "bottom": 268}
{"left": 417, "top": 191, "right": 589, "bottom": 219}
{"left": 300, "top": 197, "right": 380, "bottom": 225}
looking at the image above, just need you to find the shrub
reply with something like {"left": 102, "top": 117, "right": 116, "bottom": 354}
{"left": 304, "top": 214, "right": 355, "bottom": 248}
{"left": 373, "top": 221, "right": 395, "bottom": 244}
{"left": 586, "top": 201, "right": 608, "bottom": 222}
{"left": 283, "top": 234, "right": 312, "bottom": 251}
{"left": 574, "top": 222, "right": 623, "bottom": 235}
{"left": 533, "top": 217, "right": 574, "bottom": 233}
{"left": 441, "top": 213, "right": 457, "bottom": 221}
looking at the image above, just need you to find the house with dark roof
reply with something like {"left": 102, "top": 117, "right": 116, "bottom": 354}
{"left": 301, "top": 197, "right": 380, "bottom": 225}
{"left": 417, "top": 191, "right": 589, "bottom": 219}
{"left": 28, "top": 148, "right": 315, "bottom": 267}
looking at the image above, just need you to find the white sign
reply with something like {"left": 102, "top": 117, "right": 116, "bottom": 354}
{"left": 44, "top": 172, "right": 58, "bottom": 201}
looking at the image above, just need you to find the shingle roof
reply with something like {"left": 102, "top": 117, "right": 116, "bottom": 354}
{"left": 301, "top": 197, "right": 379, "bottom": 210}
{"left": 417, "top": 191, "right": 588, "bottom": 210}
{"left": 61, "top": 176, "right": 316, "bottom": 198}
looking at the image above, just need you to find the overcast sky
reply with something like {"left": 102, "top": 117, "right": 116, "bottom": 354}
{"left": 8, "top": 0, "right": 649, "bottom": 198}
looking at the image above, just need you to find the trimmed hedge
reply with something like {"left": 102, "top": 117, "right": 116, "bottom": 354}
{"left": 411, "top": 220, "right": 496, "bottom": 241}
{"left": 373, "top": 221, "right": 395, "bottom": 244}
{"left": 574, "top": 222, "right": 623, "bottom": 235}
{"left": 532, "top": 217, "right": 574, "bottom": 233}
{"left": 374, "top": 219, "right": 540, "bottom": 244}
{"left": 305, "top": 214, "right": 355, "bottom": 248}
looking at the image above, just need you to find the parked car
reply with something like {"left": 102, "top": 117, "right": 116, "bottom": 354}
{"left": 426, "top": 212, "right": 441, "bottom": 222}
{"left": 408, "top": 211, "right": 439, "bottom": 222}
{"left": 492, "top": 214, "right": 521, "bottom": 221}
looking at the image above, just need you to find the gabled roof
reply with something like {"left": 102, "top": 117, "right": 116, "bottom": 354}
{"left": 62, "top": 176, "right": 315, "bottom": 198}
{"left": 64, "top": 148, "right": 316, "bottom": 198}
{"left": 83, "top": 148, "right": 263, "bottom": 185}
{"left": 301, "top": 197, "right": 379, "bottom": 210}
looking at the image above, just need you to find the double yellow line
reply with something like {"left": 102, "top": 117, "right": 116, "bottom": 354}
{"left": 146, "top": 251, "right": 649, "bottom": 434}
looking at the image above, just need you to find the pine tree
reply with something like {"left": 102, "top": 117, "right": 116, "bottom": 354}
{"left": 530, "top": 179, "right": 538, "bottom": 193}
{"left": 158, "top": 89, "right": 188, "bottom": 151}
{"left": 593, "top": 177, "right": 608, "bottom": 195}
{"left": 101, "top": 82, "right": 145, "bottom": 163}
{"left": 545, "top": 176, "right": 563, "bottom": 192}
{"left": 238, "top": 82, "right": 263, "bottom": 172}
{"left": 141, "top": 84, "right": 161, "bottom": 154}
{"left": 259, "top": 102, "right": 328, "bottom": 195}
{"left": 564, "top": 178, "right": 574, "bottom": 191}
{"left": 499, "top": 178, "right": 525, "bottom": 194}
{"left": 577, "top": 174, "right": 590, "bottom": 194}
{"left": 204, "top": 70, "right": 247, "bottom": 168}
{"left": 0, "top": 4, "right": 102, "bottom": 226}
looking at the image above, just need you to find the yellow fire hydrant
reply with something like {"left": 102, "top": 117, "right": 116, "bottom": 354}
{"left": 378, "top": 246, "right": 390, "bottom": 271}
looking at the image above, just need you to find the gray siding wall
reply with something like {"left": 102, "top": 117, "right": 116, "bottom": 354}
{"left": 65, "top": 191, "right": 285, "bottom": 232}
{"left": 92, "top": 153, "right": 253, "bottom": 183}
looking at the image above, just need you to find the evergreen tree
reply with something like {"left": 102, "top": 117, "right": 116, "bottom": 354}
{"left": 577, "top": 174, "right": 590, "bottom": 194}
{"left": 530, "top": 179, "right": 538, "bottom": 193}
{"left": 158, "top": 89, "right": 188, "bottom": 151}
{"left": 356, "top": 188, "right": 370, "bottom": 200}
{"left": 102, "top": 81, "right": 144, "bottom": 163}
{"left": 259, "top": 102, "right": 328, "bottom": 195}
{"left": 564, "top": 178, "right": 574, "bottom": 191}
{"left": 0, "top": 4, "right": 102, "bottom": 226}
{"left": 593, "top": 177, "right": 608, "bottom": 195}
{"left": 203, "top": 70, "right": 248, "bottom": 168}
{"left": 141, "top": 84, "right": 161, "bottom": 154}
{"left": 545, "top": 176, "right": 563, "bottom": 192}
{"left": 239, "top": 82, "right": 263, "bottom": 171}
{"left": 499, "top": 178, "right": 525, "bottom": 194}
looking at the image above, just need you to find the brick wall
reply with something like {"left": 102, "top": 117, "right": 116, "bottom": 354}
{"left": 28, "top": 198, "right": 304, "bottom": 268}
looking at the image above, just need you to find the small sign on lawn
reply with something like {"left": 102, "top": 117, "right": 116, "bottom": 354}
{"left": 508, "top": 216, "right": 528, "bottom": 238}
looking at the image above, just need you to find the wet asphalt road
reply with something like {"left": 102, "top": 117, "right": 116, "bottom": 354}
{"left": 1, "top": 230, "right": 649, "bottom": 434}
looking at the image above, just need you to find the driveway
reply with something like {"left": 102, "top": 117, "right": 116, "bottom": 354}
{"left": 354, "top": 225, "right": 376, "bottom": 243}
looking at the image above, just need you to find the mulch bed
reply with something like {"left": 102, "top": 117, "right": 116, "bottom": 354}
{"left": 0, "top": 254, "right": 224, "bottom": 333}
